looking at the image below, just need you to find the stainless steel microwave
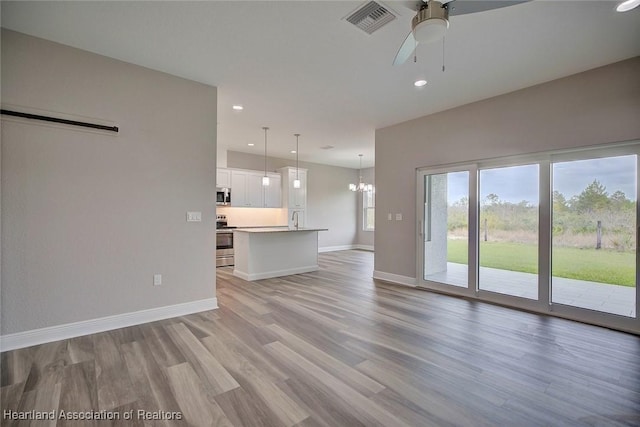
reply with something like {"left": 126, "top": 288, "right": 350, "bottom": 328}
{"left": 216, "top": 188, "right": 231, "bottom": 205}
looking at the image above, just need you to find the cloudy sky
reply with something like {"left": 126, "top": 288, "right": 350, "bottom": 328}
{"left": 443, "top": 155, "right": 637, "bottom": 205}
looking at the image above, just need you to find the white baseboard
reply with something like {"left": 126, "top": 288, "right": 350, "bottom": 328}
{"left": 0, "top": 297, "right": 218, "bottom": 352}
{"left": 373, "top": 270, "right": 416, "bottom": 287}
{"left": 233, "top": 265, "right": 319, "bottom": 281}
{"left": 318, "top": 245, "right": 374, "bottom": 253}
{"left": 318, "top": 245, "right": 357, "bottom": 253}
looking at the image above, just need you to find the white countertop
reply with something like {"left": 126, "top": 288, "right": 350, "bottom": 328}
{"left": 234, "top": 227, "right": 328, "bottom": 233}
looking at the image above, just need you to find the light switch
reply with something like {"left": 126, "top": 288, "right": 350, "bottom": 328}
{"left": 395, "top": 213, "right": 403, "bottom": 221}
{"left": 387, "top": 213, "right": 392, "bottom": 221}
{"left": 153, "top": 274, "right": 162, "bottom": 286}
{"left": 186, "top": 211, "right": 202, "bottom": 222}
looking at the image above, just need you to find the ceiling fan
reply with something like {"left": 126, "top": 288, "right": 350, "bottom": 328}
{"left": 393, "top": 0, "right": 529, "bottom": 65}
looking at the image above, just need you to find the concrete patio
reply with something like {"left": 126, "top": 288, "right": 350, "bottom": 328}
{"left": 425, "top": 262, "right": 636, "bottom": 318}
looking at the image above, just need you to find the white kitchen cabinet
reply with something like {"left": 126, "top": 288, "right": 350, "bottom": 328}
{"left": 231, "top": 169, "right": 281, "bottom": 208}
{"left": 230, "top": 170, "right": 247, "bottom": 206}
{"left": 217, "top": 168, "right": 231, "bottom": 188}
{"left": 291, "top": 169, "right": 307, "bottom": 209}
{"left": 264, "top": 173, "right": 282, "bottom": 208}
{"left": 279, "top": 166, "right": 307, "bottom": 226}
{"left": 246, "top": 173, "right": 264, "bottom": 207}
{"left": 231, "top": 170, "right": 262, "bottom": 207}
{"left": 279, "top": 166, "right": 307, "bottom": 210}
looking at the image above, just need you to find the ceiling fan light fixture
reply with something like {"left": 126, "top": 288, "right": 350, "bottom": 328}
{"left": 413, "top": 17, "right": 449, "bottom": 43}
{"left": 616, "top": 0, "right": 640, "bottom": 12}
{"left": 412, "top": 1, "right": 449, "bottom": 44}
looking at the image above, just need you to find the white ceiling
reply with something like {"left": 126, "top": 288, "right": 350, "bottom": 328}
{"left": 2, "top": 1, "right": 639, "bottom": 169}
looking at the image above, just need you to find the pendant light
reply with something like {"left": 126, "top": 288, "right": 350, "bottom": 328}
{"left": 293, "top": 133, "right": 301, "bottom": 189}
{"left": 349, "top": 154, "right": 373, "bottom": 192}
{"left": 262, "top": 127, "right": 270, "bottom": 186}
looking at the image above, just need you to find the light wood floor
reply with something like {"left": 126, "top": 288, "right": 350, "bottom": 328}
{"left": 2, "top": 250, "right": 640, "bottom": 426}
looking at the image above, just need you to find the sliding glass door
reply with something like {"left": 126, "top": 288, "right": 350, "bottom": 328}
{"left": 478, "top": 164, "right": 539, "bottom": 299}
{"left": 421, "top": 170, "right": 470, "bottom": 288}
{"left": 417, "top": 143, "right": 639, "bottom": 332}
{"left": 551, "top": 154, "right": 637, "bottom": 318}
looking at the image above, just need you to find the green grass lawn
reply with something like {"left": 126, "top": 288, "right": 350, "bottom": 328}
{"left": 447, "top": 239, "right": 636, "bottom": 287}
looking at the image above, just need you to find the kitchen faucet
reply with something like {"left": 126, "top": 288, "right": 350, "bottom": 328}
{"left": 291, "top": 210, "right": 300, "bottom": 230}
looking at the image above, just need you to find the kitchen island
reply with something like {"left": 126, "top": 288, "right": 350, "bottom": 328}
{"left": 233, "top": 227, "right": 327, "bottom": 281}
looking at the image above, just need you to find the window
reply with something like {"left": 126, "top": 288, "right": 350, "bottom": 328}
{"left": 363, "top": 188, "right": 375, "bottom": 231}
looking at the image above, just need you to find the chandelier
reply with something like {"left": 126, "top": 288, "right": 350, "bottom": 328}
{"left": 349, "top": 154, "right": 373, "bottom": 192}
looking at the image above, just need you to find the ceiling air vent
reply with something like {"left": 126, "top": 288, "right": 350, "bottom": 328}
{"left": 345, "top": 1, "right": 396, "bottom": 35}
{"left": 320, "top": 145, "right": 335, "bottom": 150}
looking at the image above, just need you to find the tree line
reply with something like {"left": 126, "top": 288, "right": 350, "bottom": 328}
{"left": 447, "top": 180, "right": 635, "bottom": 251}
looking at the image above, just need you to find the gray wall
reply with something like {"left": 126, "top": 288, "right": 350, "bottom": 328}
{"left": 1, "top": 30, "right": 218, "bottom": 334}
{"left": 355, "top": 167, "right": 375, "bottom": 249}
{"left": 375, "top": 57, "right": 640, "bottom": 279}
{"left": 227, "top": 151, "right": 358, "bottom": 249}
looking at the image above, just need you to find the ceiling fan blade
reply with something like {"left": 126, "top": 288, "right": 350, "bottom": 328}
{"left": 446, "top": 0, "right": 529, "bottom": 16}
{"left": 393, "top": 31, "right": 417, "bottom": 66}
{"left": 395, "top": 1, "right": 423, "bottom": 11}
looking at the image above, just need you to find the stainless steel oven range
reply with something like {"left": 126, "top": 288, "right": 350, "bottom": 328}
{"left": 216, "top": 214, "right": 235, "bottom": 267}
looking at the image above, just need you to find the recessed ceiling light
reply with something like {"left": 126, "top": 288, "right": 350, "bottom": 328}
{"left": 414, "top": 79, "right": 427, "bottom": 87}
{"left": 232, "top": 105, "right": 243, "bottom": 111}
{"left": 290, "top": 150, "right": 297, "bottom": 154}
{"left": 616, "top": 0, "right": 640, "bottom": 11}
{"left": 247, "top": 143, "right": 255, "bottom": 146}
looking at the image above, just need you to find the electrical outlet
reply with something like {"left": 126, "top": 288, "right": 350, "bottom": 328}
{"left": 186, "top": 211, "right": 202, "bottom": 222}
{"left": 395, "top": 213, "right": 403, "bottom": 221}
{"left": 153, "top": 274, "right": 162, "bottom": 286}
